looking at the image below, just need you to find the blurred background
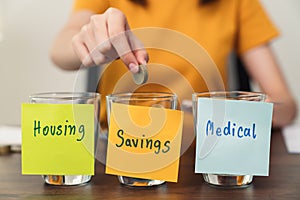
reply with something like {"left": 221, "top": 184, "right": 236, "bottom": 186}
{"left": 0, "top": 0, "right": 299, "bottom": 126}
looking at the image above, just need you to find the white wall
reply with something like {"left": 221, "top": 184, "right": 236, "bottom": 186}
{"left": 261, "top": 0, "right": 300, "bottom": 124}
{"left": 0, "top": 0, "right": 87, "bottom": 126}
{"left": 0, "top": 0, "right": 299, "bottom": 126}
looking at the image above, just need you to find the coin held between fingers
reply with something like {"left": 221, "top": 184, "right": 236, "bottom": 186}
{"left": 133, "top": 64, "right": 148, "bottom": 85}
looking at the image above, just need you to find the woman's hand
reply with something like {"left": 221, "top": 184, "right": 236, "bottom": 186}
{"left": 71, "top": 8, "right": 148, "bottom": 72}
{"left": 51, "top": 8, "right": 148, "bottom": 71}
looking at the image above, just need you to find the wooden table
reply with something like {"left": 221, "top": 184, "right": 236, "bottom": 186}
{"left": 0, "top": 129, "right": 300, "bottom": 200}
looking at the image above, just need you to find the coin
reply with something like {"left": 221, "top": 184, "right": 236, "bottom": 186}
{"left": 132, "top": 64, "right": 148, "bottom": 85}
{"left": 0, "top": 145, "right": 11, "bottom": 155}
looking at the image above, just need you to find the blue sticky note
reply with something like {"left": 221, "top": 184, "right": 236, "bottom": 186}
{"left": 195, "top": 98, "right": 273, "bottom": 176}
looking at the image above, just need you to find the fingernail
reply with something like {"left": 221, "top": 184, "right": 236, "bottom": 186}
{"left": 129, "top": 63, "right": 139, "bottom": 73}
{"left": 140, "top": 59, "right": 147, "bottom": 65}
{"left": 137, "top": 56, "right": 148, "bottom": 66}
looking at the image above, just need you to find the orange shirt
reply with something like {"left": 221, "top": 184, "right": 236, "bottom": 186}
{"left": 72, "top": 0, "right": 279, "bottom": 126}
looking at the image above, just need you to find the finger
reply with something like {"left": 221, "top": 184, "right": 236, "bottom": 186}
{"left": 126, "top": 24, "right": 149, "bottom": 64}
{"left": 89, "top": 14, "right": 119, "bottom": 63}
{"left": 90, "top": 14, "right": 109, "bottom": 45}
{"left": 111, "top": 33, "right": 140, "bottom": 73}
{"left": 105, "top": 8, "right": 139, "bottom": 73}
{"left": 134, "top": 49, "right": 149, "bottom": 65}
{"left": 109, "top": 31, "right": 138, "bottom": 62}
{"left": 89, "top": 48, "right": 108, "bottom": 65}
{"left": 81, "top": 22, "right": 111, "bottom": 66}
{"left": 80, "top": 24, "right": 97, "bottom": 54}
{"left": 93, "top": 32, "right": 119, "bottom": 63}
{"left": 72, "top": 34, "right": 95, "bottom": 67}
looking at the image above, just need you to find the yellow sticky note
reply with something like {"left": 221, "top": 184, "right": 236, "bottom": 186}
{"left": 106, "top": 103, "right": 183, "bottom": 182}
{"left": 21, "top": 104, "right": 94, "bottom": 175}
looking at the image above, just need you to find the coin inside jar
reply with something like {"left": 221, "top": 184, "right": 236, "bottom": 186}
{"left": 0, "top": 145, "right": 11, "bottom": 155}
{"left": 132, "top": 64, "right": 148, "bottom": 85}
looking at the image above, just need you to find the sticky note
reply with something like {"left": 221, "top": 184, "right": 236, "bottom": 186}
{"left": 106, "top": 103, "right": 183, "bottom": 182}
{"left": 21, "top": 104, "right": 95, "bottom": 175}
{"left": 195, "top": 98, "right": 273, "bottom": 176}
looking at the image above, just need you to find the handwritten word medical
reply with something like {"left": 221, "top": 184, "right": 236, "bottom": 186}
{"left": 206, "top": 120, "right": 257, "bottom": 139}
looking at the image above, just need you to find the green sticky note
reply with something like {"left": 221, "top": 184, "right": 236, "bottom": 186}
{"left": 21, "top": 104, "right": 95, "bottom": 175}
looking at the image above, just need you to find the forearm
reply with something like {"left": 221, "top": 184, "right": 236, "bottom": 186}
{"left": 270, "top": 96, "right": 297, "bottom": 128}
{"left": 50, "top": 11, "right": 95, "bottom": 70}
{"left": 241, "top": 44, "right": 298, "bottom": 127}
{"left": 50, "top": 28, "right": 82, "bottom": 70}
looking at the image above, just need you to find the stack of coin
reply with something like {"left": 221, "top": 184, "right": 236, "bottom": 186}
{"left": 0, "top": 145, "right": 11, "bottom": 155}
